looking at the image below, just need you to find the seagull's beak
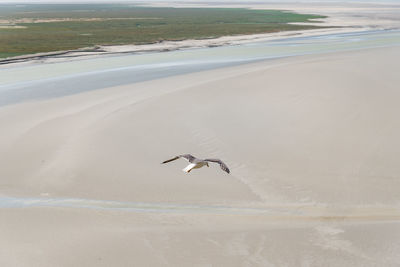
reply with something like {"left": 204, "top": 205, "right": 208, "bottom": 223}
{"left": 206, "top": 163, "right": 209, "bottom": 167}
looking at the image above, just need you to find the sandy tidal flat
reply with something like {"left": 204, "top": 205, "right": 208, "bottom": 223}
{"left": 1, "top": 44, "right": 400, "bottom": 266}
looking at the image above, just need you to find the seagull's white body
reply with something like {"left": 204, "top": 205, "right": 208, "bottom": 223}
{"left": 182, "top": 162, "right": 208, "bottom": 173}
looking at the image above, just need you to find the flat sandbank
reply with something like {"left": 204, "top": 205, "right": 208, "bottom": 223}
{"left": 1, "top": 45, "right": 400, "bottom": 266}
{"left": 1, "top": 46, "right": 400, "bottom": 204}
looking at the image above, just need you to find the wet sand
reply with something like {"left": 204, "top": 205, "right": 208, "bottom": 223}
{"left": 1, "top": 45, "right": 400, "bottom": 266}
{"left": 2, "top": 29, "right": 400, "bottom": 107}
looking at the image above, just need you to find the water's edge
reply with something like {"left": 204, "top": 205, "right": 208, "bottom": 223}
{"left": 1, "top": 29, "right": 400, "bottom": 107}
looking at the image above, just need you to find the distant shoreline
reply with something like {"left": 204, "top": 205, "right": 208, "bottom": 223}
{"left": 2, "top": 1, "right": 400, "bottom": 66}
{"left": 0, "top": 26, "right": 363, "bottom": 66}
{"left": 0, "top": 5, "right": 327, "bottom": 63}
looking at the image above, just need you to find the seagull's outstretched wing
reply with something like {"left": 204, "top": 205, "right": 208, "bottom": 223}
{"left": 162, "top": 156, "right": 180, "bottom": 164}
{"left": 162, "top": 154, "right": 196, "bottom": 164}
{"left": 204, "top": 158, "right": 230, "bottom": 174}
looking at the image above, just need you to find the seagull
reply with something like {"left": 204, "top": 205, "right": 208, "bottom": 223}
{"left": 162, "top": 154, "right": 230, "bottom": 174}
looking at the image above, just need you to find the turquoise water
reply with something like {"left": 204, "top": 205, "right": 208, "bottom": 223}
{"left": 0, "top": 29, "right": 400, "bottom": 106}
{"left": 0, "top": 196, "right": 301, "bottom": 215}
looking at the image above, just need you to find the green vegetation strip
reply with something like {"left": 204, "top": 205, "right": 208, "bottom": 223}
{"left": 0, "top": 4, "right": 327, "bottom": 58}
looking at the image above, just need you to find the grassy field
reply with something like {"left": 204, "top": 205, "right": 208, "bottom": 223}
{"left": 0, "top": 4, "right": 327, "bottom": 58}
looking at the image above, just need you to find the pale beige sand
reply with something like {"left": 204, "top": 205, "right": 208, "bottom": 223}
{"left": 1, "top": 208, "right": 400, "bottom": 266}
{"left": 1, "top": 46, "right": 400, "bottom": 266}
